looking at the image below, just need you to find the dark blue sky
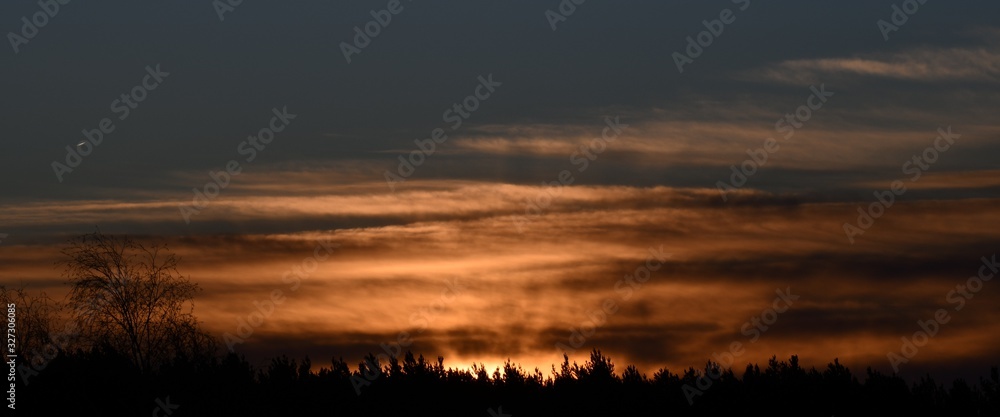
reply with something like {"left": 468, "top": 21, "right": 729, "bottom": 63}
{"left": 3, "top": 0, "right": 998, "bottom": 204}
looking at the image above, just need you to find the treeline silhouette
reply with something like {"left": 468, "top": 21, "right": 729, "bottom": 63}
{"left": 19, "top": 346, "right": 1000, "bottom": 416}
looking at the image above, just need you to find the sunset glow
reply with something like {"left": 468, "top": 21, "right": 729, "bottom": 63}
{"left": 2, "top": 1, "right": 999, "bottom": 414}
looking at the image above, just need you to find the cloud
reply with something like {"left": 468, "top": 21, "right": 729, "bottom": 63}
{"left": 863, "top": 170, "right": 1000, "bottom": 190}
{"left": 755, "top": 47, "right": 1000, "bottom": 84}
{"left": 6, "top": 179, "right": 1000, "bottom": 377}
{"left": 447, "top": 115, "right": 1000, "bottom": 180}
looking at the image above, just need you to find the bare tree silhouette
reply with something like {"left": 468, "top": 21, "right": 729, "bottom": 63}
{"left": 0, "top": 285, "right": 60, "bottom": 367}
{"left": 59, "top": 231, "right": 213, "bottom": 373}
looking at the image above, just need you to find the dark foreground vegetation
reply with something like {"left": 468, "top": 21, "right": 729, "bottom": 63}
{"left": 16, "top": 347, "right": 1000, "bottom": 416}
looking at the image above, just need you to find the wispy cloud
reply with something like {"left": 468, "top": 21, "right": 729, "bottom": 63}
{"left": 4, "top": 180, "right": 999, "bottom": 375}
{"left": 756, "top": 46, "right": 1000, "bottom": 84}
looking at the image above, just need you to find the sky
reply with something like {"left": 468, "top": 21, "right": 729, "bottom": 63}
{"left": 1, "top": 0, "right": 999, "bottom": 381}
